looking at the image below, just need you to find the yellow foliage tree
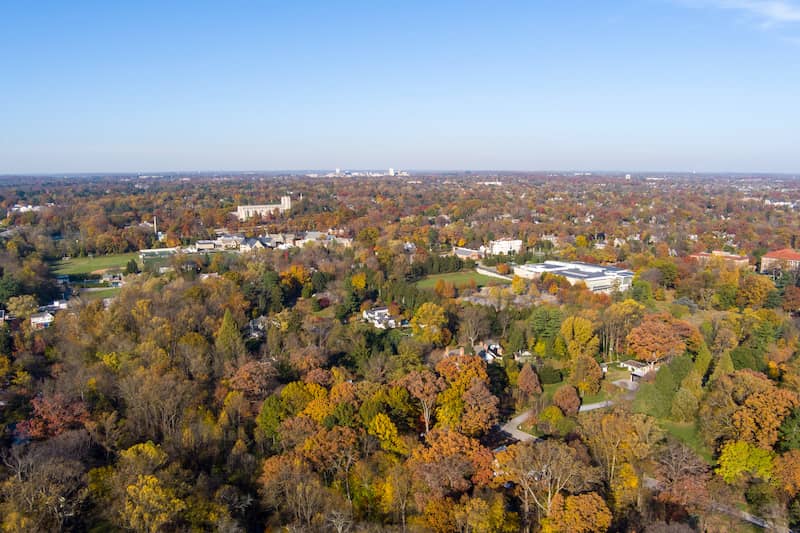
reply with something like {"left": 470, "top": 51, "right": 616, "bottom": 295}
{"left": 368, "top": 412, "right": 407, "bottom": 455}
{"left": 124, "top": 475, "right": 187, "bottom": 533}
{"left": 559, "top": 316, "right": 599, "bottom": 359}
{"left": 411, "top": 302, "right": 448, "bottom": 346}
{"left": 541, "top": 492, "right": 612, "bottom": 533}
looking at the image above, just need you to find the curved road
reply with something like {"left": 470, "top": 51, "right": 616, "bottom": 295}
{"left": 501, "top": 400, "right": 614, "bottom": 442}
{"left": 500, "top": 411, "right": 536, "bottom": 442}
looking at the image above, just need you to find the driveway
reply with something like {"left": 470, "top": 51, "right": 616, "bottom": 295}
{"left": 500, "top": 410, "right": 536, "bottom": 442}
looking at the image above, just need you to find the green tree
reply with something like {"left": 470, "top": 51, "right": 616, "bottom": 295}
{"left": 214, "top": 309, "right": 246, "bottom": 370}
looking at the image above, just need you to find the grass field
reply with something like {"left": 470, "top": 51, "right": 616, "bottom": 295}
{"left": 416, "top": 271, "right": 509, "bottom": 290}
{"left": 53, "top": 253, "right": 139, "bottom": 277}
{"left": 80, "top": 287, "right": 122, "bottom": 300}
{"left": 660, "top": 420, "right": 713, "bottom": 463}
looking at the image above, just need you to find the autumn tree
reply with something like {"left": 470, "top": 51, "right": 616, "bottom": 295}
{"left": 580, "top": 409, "right": 662, "bottom": 490}
{"left": 553, "top": 385, "right": 581, "bottom": 416}
{"left": 540, "top": 492, "right": 612, "bottom": 533}
{"left": 655, "top": 440, "right": 710, "bottom": 510}
{"left": 6, "top": 294, "right": 39, "bottom": 319}
{"left": 569, "top": 355, "right": 603, "bottom": 396}
{"left": 401, "top": 369, "right": 444, "bottom": 434}
{"left": 700, "top": 370, "right": 798, "bottom": 449}
{"left": 0, "top": 430, "right": 90, "bottom": 531}
{"left": 517, "top": 363, "right": 542, "bottom": 405}
{"left": 123, "top": 474, "right": 187, "bottom": 533}
{"left": 302, "top": 426, "right": 360, "bottom": 501}
{"left": 557, "top": 316, "right": 599, "bottom": 360}
{"left": 411, "top": 302, "right": 448, "bottom": 346}
{"left": 732, "top": 386, "right": 799, "bottom": 449}
{"left": 493, "top": 440, "right": 600, "bottom": 530}
{"left": 16, "top": 393, "right": 89, "bottom": 439}
{"left": 460, "top": 378, "right": 499, "bottom": 436}
{"left": 600, "top": 299, "right": 645, "bottom": 361}
{"left": 626, "top": 313, "right": 686, "bottom": 363}
{"left": 716, "top": 440, "right": 773, "bottom": 484}
{"left": 435, "top": 354, "right": 498, "bottom": 436}
{"left": 737, "top": 272, "right": 775, "bottom": 309}
{"left": 408, "top": 429, "right": 493, "bottom": 503}
{"left": 458, "top": 305, "right": 490, "bottom": 349}
{"left": 259, "top": 453, "right": 330, "bottom": 529}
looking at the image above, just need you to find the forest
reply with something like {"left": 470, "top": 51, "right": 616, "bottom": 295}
{"left": 2, "top": 172, "right": 800, "bottom": 532}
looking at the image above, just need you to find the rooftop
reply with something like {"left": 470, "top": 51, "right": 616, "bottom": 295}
{"left": 764, "top": 248, "right": 800, "bottom": 261}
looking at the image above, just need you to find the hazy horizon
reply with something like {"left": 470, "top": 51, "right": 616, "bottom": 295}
{"left": 2, "top": 0, "right": 800, "bottom": 174}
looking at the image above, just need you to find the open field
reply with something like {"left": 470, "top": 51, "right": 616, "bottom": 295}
{"left": 416, "top": 271, "right": 510, "bottom": 290}
{"left": 79, "top": 287, "right": 122, "bottom": 300}
{"left": 53, "top": 253, "right": 139, "bottom": 276}
{"left": 660, "top": 420, "right": 713, "bottom": 463}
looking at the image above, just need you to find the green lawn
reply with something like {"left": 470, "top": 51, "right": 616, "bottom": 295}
{"left": 581, "top": 389, "right": 612, "bottom": 405}
{"left": 80, "top": 287, "right": 122, "bottom": 300}
{"left": 416, "top": 271, "right": 510, "bottom": 290}
{"left": 53, "top": 252, "right": 139, "bottom": 277}
{"left": 660, "top": 420, "right": 713, "bottom": 463}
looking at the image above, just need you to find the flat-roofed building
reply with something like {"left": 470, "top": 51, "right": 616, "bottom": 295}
{"left": 514, "top": 260, "right": 633, "bottom": 293}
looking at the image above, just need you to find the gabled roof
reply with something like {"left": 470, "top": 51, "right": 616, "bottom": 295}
{"left": 764, "top": 248, "right": 800, "bottom": 261}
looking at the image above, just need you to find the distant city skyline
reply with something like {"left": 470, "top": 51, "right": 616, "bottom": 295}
{"left": 2, "top": 0, "right": 799, "bottom": 174}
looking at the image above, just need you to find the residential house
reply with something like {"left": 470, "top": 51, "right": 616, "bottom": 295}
{"left": 362, "top": 307, "right": 401, "bottom": 329}
{"left": 619, "top": 360, "right": 659, "bottom": 381}
{"left": 31, "top": 312, "right": 54, "bottom": 329}
{"left": 240, "top": 237, "right": 270, "bottom": 253}
{"left": 215, "top": 235, "right": 244, "bottom": 250}
{"left": 477, "top": 342, "right": 503, "bottom": 363}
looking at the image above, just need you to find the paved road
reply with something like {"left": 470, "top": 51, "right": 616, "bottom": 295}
{"left": 501, "top": 398, "right": 614, "bottom": 441}
{"left": 500, "top": 410, "right": 536, "bottom": 442}
{"left": 578, "top": 400, "right": 614, "bottom": 412}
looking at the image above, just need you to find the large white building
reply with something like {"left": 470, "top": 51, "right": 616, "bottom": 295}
{"left": 236, "top": 196, "right": 292, "bottom": 221}
{"left": 487, "top": 238, "right": 523, "bottom": 255}
{"left": 514, "top": 260, "right": 633, "bottom": 293}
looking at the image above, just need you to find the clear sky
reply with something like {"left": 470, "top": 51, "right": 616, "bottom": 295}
{"left": 1, "top": 0, "right": 799, "bottom": 174}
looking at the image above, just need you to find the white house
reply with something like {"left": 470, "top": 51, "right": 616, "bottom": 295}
{"left": 362, "top": 307, "right": 400, "bottom": 329}
{"left": 31, "top": 312, "right": 54, "bottom": 329}
{"left": 619, "top": 359, "right": 659, "bottom": 381}
{"left": 240, "top": 237, "right": 270, "bottom": 253}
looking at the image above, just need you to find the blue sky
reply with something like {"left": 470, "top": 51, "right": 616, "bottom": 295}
{"left": 1, "top": 0, "right": 799, "bottom": 174}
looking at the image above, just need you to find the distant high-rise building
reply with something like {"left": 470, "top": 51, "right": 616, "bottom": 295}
{"left": 388, "top": 168, "right": 395, "bottom": 176}
{"left": 335, "top": 168, "right": 341, "bottom": 176}
{"left": 625, "top": 174, "right": 632, "bottom": 180}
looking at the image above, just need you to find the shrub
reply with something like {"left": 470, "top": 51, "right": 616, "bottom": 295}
{"left": 538, "top": 364, "right": 562, "bottom": 384}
